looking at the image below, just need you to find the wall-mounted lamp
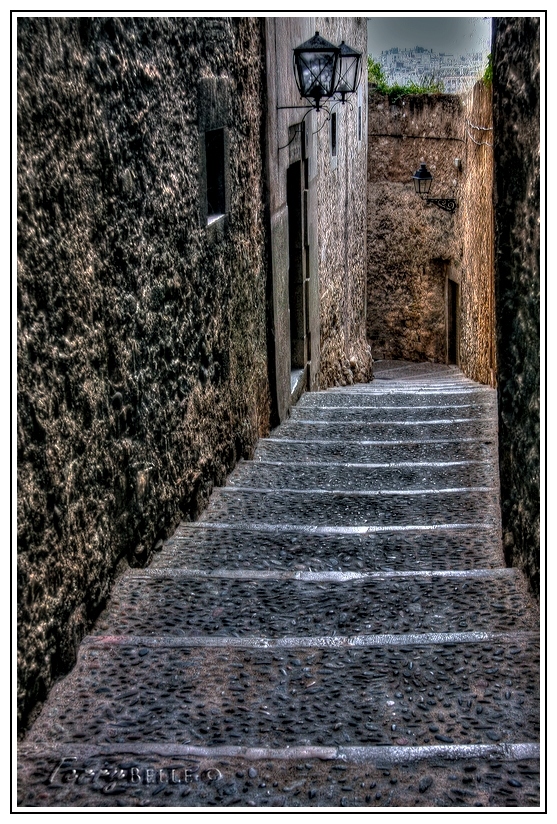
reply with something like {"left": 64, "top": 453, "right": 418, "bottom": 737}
{"left": 293, "top": 32, "right": 339, "bottom": 111}
{"left": 335, "top": 41, "right": 363, "bottom": 103}
{"left": 292, "top": 31, "right": 362, "bottom": 112}
{"left": 412, "top": 163, "right": 457, "bottom": 213}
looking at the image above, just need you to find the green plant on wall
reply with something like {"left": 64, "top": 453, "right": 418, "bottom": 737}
{"left": 482, "top": 53, "right": 493, "bottom": 86}
{"left": 367, "top": 55, "right": 445, "bottom": 101}
{"left": 367, "top": 56, "right": 388, "bottom": 90}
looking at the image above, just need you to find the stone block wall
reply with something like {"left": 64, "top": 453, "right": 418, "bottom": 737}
{"left": 17, "top": 17, "right": 270, "bottom": 730}
{"left": 492, "top": 17, "right": 540, "bottom": 594}
{"left": 366, "top": 92, "right": 464, "bottom": 363}
{"left": 366, "top": 85, "right": 496, "bottom": 385}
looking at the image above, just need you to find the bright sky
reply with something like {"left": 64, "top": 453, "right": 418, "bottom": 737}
{"left": 367, "top": 16, "right": 492, "bottom": 58}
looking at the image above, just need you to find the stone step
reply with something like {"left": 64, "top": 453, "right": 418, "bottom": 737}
{"left": 17, "top": 367, "right": 539, "bottom": 809}
{"left": 344, "top": 382, "right": 484, "bottom": 390}
{"left": 17, "top": 744, "right": 540, "bottom": 807}
{"left": 320, "top": 388, "right": 493, "bottom": 399}
{"left": 254, "top": 439, "right": 496, "bottom": 464}
{"left": 374, "top": 374, "right": 477, "bottom": 383}
{"left": 297, "top": 390, "right": 494, "bottom": 408}
{"left": 91, "top": 570, "right": 535, "bottom": 638}
{"left": 153, "top": 525, "right": 505, "bottom": 572}
{"left": 372, "top": 360, "right": 462, "bottom": 373}
{"left": 199, "top": 488, "right": 499, "bottom": 529}
{"left": 272, "top": 420, "right": 495, "bottom": 442}
{"left": 226, "top": 459, "right": 497, "bottom": 492}
{"left": 23, "top": 637, "right": 540, "bottom": 750}
{"left": 291, "top": 404, "right": 495, "bottom": 422}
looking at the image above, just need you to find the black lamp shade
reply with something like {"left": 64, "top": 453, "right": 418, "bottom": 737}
{"left": 335, "top": 41, "right": 362, "bottom": 100}
{"left": 413, "top": 163, "right": 433, "bottom": 195}
{"left": 294, "top": 31, "right": 340, "bottom": 108}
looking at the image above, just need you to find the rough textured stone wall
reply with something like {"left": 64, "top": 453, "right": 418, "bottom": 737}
{"left": 459, "top": 80, "right": 496, "bottom": 386}
{"left": 366, "top": 93, "right": 464, "bottom": 362}
{"left": 492, "top": 17, "right": 540, "bottom": 594}
{"left": 315, "top": 17, "right": 372, "bottom": 387}
{"left": 17, "top": 17, "right": 270, "bottom": 730}
{"left": 366, "top": 87, "right": 496, "bottom": 382}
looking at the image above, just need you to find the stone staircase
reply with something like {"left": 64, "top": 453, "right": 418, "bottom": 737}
{"left": 17, "top": 360, "right": 540, "bottom": 808}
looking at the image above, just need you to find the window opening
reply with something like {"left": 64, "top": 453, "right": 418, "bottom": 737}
{"left": 331, "top": 112, "right": 337, "bottom": 157}
{"left": 448, "top": 279, "right": 459, "bottom": 364}
{"left": 205, "top": 128, "right": 225, "bottom": 224}
{"left": 357, "top": 85, "right": 363, "bottom": 142}
{"left": 287, "top": 161, "right": 305, "bottom": 371}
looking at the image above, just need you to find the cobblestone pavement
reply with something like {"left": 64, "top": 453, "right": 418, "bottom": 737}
{"left": 17, "top": 360, "right": 541, "bottom": 808}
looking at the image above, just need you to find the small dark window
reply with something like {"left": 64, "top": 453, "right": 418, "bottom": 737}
{"left": 358, "top": 105, "right": 362, "bottom": 141}
{"left": 331, "top": 112, "right": 337, "bottom": 157}
{"left": 205, "top": 128, "right": 225, "bottom": 222}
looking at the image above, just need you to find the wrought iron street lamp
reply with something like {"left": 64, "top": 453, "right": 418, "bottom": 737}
{"left": 335, "top": 41, "right": 362, "bottom": 103}
{"left": 293, "top": 31, "right": 340, "bottom": 112}
{"left": 278, "top": 32, "right": 362, "bottom": 150}
{"left": 412, "top": 162, "right": 457, "bottom": 213}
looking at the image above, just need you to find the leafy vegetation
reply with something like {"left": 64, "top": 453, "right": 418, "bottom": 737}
{"left": 367, "top": 55, "right": 445, "bottom": 101}
{"left": 482, "top": 53, "right": 493, "bottom": 86}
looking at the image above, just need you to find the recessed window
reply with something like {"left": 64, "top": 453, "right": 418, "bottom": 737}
{"left": 205, "top": 128, "right": 225, "bottom": 224}
{"left": 331, "top": 112, "right": 337, "bottom": 157}
{"left": 357, "top": 86, "right": 363, "bottom": 143}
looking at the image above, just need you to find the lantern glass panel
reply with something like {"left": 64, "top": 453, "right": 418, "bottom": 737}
{"left": 335, "top": 42, "right": 361, "bottom": 96}
{"left": 296, "top": 52, "right": 337, "bottom": 98}
{"left": 413, "top": 163, "right": 433, "bottom": 195}
{"left": 294, "top": 32, "right": 339, "bottom": 103}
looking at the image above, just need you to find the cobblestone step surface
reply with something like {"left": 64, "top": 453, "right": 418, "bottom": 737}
{"left": 254, "top": 439, "right": 496, "bottom": 464}
{"left": 273, "top": 420, "right": 494, "bottom": 442}
{"left": 291, "top": 403, "right": 495, "bottom": 421}
{"left": 227, "top": 459, "right": 497, "bottom": 491}
{"left": 18, "top": 361, "right": 540, "bottom": 809}
{"left": 91, "top": 570, "right": 534, "bottom": 637}
{"left": 18, "top": 747, "right": 540, "bottom": 808}
{"left": 296, "top": 389, "right": 495, "bottom": 406}
{"left": 199, "top": 488, "right": 499, "bottom": 529}
{"left": 22, "top": 637, "right": 540, "bottom": 748}
{"left": 154, "top": 526, "right": 505, "bottom": 571}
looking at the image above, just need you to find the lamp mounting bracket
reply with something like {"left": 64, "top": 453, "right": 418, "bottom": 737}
{"left": 424, "top": 197, "right": 458, "bottom": 213}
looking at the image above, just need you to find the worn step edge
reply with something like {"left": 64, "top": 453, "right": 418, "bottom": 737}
{"left": 338, "top": 379, "right": 478, "bottom": 384}
{"left": 368, "top": 385, "right": 480, "bottom": 390}
{"left": 294, "top": 404, "right": 492, "bottom": 411}
{"left": 217, "top": 486, "right": 495, "bottom": 498}
{"left": 262, "top": 437, "right": 496, "bottom": 446}
{"left": 190, "top": 522, "right": 496, "bottom": 536}
{"left": 281, "top": 418, "right": 494, "bottom": 426}
{"left": 324, "top": 389, "right": 493, "bottom": 396}
{"left": 370, "top": 383, "right": 476, "bottom": 388}
{"left": 81, "top": 630, "right": 538, "bottom": 650}
{"left": 242, "top": 459, "right": 491, "bottom": 469}
{"left": 175, "top": 521, "right": 500, "bottom": 535}
{"left": 18, "top": 741, "right": 539, "bottom": 765}
{"left": 124, "top": 568, "right": 518, "bottom": 583}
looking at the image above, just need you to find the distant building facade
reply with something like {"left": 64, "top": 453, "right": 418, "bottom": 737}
{"left": 377, "top": 46, "right": 487, "bottom": 94}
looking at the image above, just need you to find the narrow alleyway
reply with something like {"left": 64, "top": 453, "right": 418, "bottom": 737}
{"left": 18, "top": 361, "right": 540, "bottom": 808}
